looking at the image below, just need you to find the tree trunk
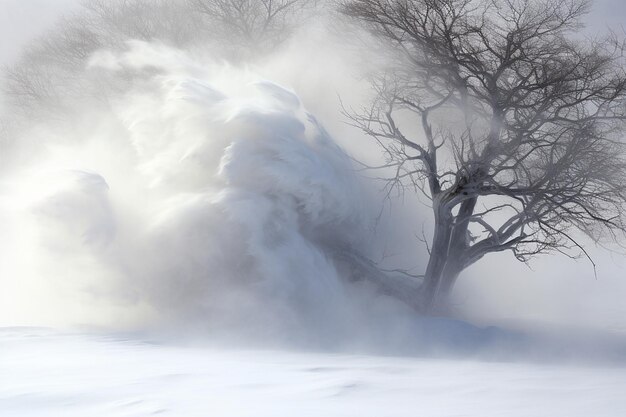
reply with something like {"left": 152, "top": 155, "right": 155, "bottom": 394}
{"left": 332, "top": 248, "right": 423, "bottom": 311}
{"left": 420, "top": 197, "right": 477, "bottom": 313}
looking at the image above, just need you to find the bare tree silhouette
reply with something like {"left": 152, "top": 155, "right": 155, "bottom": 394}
{"left": 191, "top": 0, "right": 316, "bottom": 58}
{"left": 2, "top": 0, "right": 315, "bottom": 117}
{"left": 341, "top": 0, "right": 626, "bottom": 311}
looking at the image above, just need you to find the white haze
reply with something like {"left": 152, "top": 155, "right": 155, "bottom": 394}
{"left": 0, "top": 0, "right": 625, "bottom": 356}
{"left": 0, "top": 0, "right": 80, "bottom": 65}
{"left": 0, "top": 30, "right": 434, "bottom": 352}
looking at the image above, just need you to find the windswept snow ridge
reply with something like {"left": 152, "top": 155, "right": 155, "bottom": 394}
{"left": 0, "top": 42, "right": 407, "bottom": 345}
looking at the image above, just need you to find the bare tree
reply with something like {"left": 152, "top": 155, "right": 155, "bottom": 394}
{"left": 190, "top": 0, "right": 317, "bottom": 58}
{"left": 83, "top": 0, "right": 201, "bottom": 47}
{"left": 3, "top": 0, "right": 197, "bottom": 117}
{"left": 340, "top": 0, "right": 626, "bottom": 312}
{"left": 2, "top": 0, "right": 314, "bottom": 119}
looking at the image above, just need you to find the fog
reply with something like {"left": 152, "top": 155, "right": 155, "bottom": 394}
{"left": 0, "top": 0, "right": 625, "bottom": 354}
{"left": 0, "top": 1, "right": 420, "bottom": 351}
{"left": 2, "top": 2, "right": 626, "bottom": 416}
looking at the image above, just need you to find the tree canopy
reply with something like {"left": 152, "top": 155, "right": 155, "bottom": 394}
{"left": 341, "top": 0, "right": 626, "bottom": 311}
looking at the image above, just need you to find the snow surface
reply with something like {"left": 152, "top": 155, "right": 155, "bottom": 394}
{"left": 2, "top": 328, "right": 626, "bottom": 417}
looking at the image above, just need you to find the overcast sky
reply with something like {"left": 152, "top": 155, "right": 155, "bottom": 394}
{"left": 0, "top": 0, "right": 79, "bottom": 65}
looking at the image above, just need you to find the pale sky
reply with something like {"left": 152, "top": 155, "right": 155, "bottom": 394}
{"left": 0, "top": 0, "right": 79, "bottom": 65}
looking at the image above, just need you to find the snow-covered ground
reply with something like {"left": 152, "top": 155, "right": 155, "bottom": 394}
{"left": 2, "top": 327, "right": 626, "bottom": 417}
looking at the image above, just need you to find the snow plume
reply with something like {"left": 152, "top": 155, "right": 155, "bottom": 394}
{"left": 0, "top": 41, "right": 417, "bottom": 347}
